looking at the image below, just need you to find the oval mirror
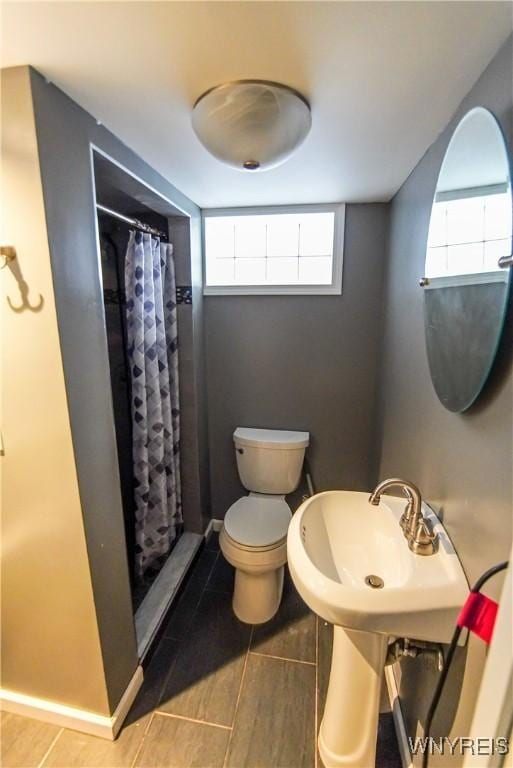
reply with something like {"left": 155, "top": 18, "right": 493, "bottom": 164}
{"left": 424, "top": 107, "right": 512, "bottom": 412}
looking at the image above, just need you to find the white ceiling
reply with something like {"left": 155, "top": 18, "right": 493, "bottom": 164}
{"left": 2, "top": 2, "right": 512, "bottom": 208}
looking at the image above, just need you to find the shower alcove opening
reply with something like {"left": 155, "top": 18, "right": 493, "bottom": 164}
{"left": 93, "top": 150, "right": 204, "bottom": 659}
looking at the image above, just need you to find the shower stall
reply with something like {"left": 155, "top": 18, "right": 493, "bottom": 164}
{"left": 93, "top": 150, "right": 207, "bottom": 657}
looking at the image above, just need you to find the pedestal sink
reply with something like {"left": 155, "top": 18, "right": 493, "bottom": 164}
{"left": 287, "top": 490, "right": 468, "bottom": 768}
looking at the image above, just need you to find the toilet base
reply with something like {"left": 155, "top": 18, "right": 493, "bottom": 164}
{"left": 233, "top": 565, "right": 285, "bottom": 624}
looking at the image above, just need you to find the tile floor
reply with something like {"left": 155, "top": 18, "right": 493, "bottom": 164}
{"left": 1, "top": 532, "right": 401, "bottom": 768}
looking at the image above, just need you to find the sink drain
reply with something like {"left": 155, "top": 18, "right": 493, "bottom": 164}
{"left": 365, "top": 574, "right": 384, "bottom": 589}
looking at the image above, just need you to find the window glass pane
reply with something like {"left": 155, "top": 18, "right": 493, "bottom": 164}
{"left": 234, "top": 217, "right": 266, "bottom": 258}
{"left": 427, "top": 203, "right": 447, "bottom": 248}
{"left": 234, "top": 258, "right": 266, "bottom": 285}
{"left": 205, "top": 217, "right": 235, "bottom": 259}
{"left": 426, "top": 245, "right": 448, "bottom": 278}
{"left": 266, "top": 257, "right": 299, "bottom": 284}
{"left": 446, "top": 197, "right": 483, "bottom": 245}
{"left": 484, "top": 193, "right": 511, "bottom": 241}
{"left": 298, "top": 256, "right": 333, "bottom": 284}
{"left": 447, "top": 242, "right": 483, "bottom": 275}
{"left": 299, "top": 212, "right": 334, "bottom": 256}
{"left": 204, "top": 208, "right": 341, "bottom": 290}
{"left": 484, "top": 238, "right": 510, "bottom": 270}
{"left": 267, "top": 215, "right": 300, "bottom": 258}
{"left": 206, "top": 256, "right": 235, "bottom": 286}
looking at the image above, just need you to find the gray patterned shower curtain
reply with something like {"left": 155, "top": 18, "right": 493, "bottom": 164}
{"left": 125, "top": 231, "right": 182, "bottom": 580}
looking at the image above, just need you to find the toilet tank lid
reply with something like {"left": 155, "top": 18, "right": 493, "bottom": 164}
{"left": 233, "top": 427, "right": 309, "bottom": 450}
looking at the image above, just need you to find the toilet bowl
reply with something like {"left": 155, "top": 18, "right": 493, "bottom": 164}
{"left": 219, "top": 427, "right": 309, "bottom": 624}
{"left": 220, "top": 494, "right": 291, "bottom": 623}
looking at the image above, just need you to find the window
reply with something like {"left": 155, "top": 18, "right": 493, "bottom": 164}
{"left": 203, "top": 204, "right": 344, "bottom": 294}
{"left": 426, "top": 186, "right": 511, "bottom": 286}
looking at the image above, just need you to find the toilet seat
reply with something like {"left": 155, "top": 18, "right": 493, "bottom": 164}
{"left": 221, "top": 527, "right": 286, "bottom": 554}
{"left": 224, "top": 494, "right": 292, "bottom": 549}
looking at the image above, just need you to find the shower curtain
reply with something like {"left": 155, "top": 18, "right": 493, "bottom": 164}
{"left": 125, "top": 231, "right": 182, "bottom": 580}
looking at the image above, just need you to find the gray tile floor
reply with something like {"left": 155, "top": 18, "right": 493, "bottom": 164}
{"left": 1, "top": 532, "right": 401, "bottom": 768}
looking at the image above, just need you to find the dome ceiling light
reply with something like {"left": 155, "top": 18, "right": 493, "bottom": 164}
{"left": 191, "top": 80, "right": 312, "bottom": 172}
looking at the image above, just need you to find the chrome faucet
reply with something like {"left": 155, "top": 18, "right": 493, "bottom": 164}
{"left": 369, "top": 478, "right": 437, "bottom": 556}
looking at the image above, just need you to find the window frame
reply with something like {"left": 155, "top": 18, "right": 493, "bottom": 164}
{"left": 201, "top": 203, "right": 345, "bottom": 296}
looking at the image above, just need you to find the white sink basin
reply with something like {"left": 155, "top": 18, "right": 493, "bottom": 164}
{"left": 288, "top": 490, "right": 468, "bottom": 643}
{"left": 287, "top": 490, "right": 468, "bottom": 768}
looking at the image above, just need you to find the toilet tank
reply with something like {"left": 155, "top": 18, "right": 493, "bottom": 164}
{"left": 233, "top": 427, "right": 309, "bottom": 494}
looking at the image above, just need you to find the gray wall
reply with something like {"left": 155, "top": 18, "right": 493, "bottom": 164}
{"left": 29, "top": 67, "right": 210, "bottom": 710}
{"left": 205, "top": 203, "right": 389, "bottom": 519}
{"left": 378, "top": 36, "right": 513, "bottom": 763}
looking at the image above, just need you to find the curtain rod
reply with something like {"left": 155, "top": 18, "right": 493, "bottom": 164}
{"left": 96, "top": 203, "right": 168, "bottom": 239}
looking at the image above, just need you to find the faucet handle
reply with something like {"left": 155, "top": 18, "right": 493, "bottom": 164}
{"left": 399, "top": 497, "right": 413, "bottom": 531}
{"left": 409, "top": 518, "right": 437, "bottom": 556}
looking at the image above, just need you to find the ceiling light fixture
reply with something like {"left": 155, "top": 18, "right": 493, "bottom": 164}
{"left": 191, "top": 80, "right": 312, "bottom": 172}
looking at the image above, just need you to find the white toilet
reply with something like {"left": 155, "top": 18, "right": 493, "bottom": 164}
{"left": 219, "top": 427, "right": 309, "bottom": 624}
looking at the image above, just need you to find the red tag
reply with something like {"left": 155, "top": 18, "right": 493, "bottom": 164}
{"left": 457, "top": 592, "right": 499, "bottom": 644}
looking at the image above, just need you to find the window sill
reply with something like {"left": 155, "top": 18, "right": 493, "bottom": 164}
{"left": 423, "top": 270, "right": 508, "bottom": 289}
{"left": 203, "top": 284, "right": 342, "bottom": 296}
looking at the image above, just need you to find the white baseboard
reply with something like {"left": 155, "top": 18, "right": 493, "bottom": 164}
{"left": 385, "top": 664, "right": 413, "bottom": 768}
{"left": 0, "top": 665, "right": 143, "bottom": 741}
{"left": 204, "top": 518, "right": 223, "bottom": 538}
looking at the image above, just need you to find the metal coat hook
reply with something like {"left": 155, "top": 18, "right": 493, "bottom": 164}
{"left": 3, "top": 247, "right": 44, "bottom": 313}
{"left": 7, "top": 280, "right": 44, "bottom": 313}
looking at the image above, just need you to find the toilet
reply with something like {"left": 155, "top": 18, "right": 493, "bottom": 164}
{"left": 219, "top": 427, "right": 309, "bottom": 624}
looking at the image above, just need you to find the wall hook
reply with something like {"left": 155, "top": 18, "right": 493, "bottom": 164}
{"left": 7, "top": 279, "right": 44, "bottom": 313}
{"left": 3, "top": 251, "right": 44, "bottom": 313}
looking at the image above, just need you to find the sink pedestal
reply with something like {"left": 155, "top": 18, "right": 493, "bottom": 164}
{"left": 319, "top": 626, "right": 388, "bottom": 768}
{"left": 287, "top": 490, "right": 469, "bottom": 765}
